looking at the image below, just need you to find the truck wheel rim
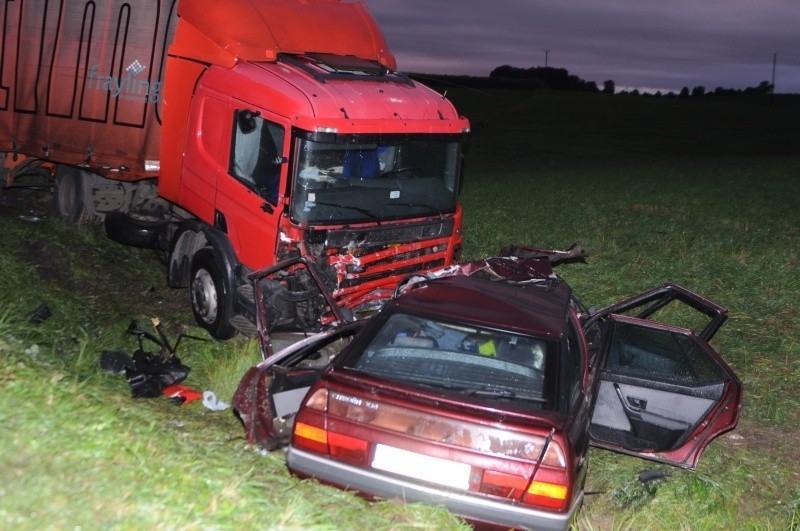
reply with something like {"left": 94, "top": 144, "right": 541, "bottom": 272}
{"left": 192, "top": 269, "right": 218, "bottom": 323}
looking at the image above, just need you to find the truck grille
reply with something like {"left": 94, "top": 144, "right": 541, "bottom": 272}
{"left": 308, "top": 218, "right": 454, "bottom": 249}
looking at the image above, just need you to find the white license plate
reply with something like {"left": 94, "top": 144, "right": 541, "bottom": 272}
{"left": 372, "top": 444, "right": 470, "bottom": 490}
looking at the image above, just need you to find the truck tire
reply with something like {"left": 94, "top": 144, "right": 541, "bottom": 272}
{"left": 54, "top": 165, "right": 88, "bottom": 223}
{"left": 190, "top": 248, "right": 237, "bottom": 340}
{"left": 105, "top": 211, "right": 168, "bottom": 250}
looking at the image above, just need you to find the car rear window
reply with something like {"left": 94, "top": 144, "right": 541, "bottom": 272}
{"left": 341, "top": 312, "right": 558, "bottom": 410}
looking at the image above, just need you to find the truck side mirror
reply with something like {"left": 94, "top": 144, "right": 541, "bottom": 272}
{"left": 236, "top": 110, "right": 259, "bottom": 134}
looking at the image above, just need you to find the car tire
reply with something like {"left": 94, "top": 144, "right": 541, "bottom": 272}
{"left": 190, "top": 248, "right": 237, "bottom": 340}
{"left": 53, "top": 165, "right": 88, "bottom": 223}
{"left": 104, "top": 211, "right": 168, "bottom": 250}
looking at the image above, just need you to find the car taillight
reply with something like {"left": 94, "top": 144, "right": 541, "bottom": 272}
{"left": 479, "top": 469, "right": 529, "bottom": 498}
{"left": 328, "top": 431, "right": 369, "bottom": 463}
{"left": 522, "top": 466, "right": 570, "bottom": 511}
{"left": 294, "top": 420, "right": 327, "bottom": 447}
{"left": 477, "top": 453, "right": 569, "bottom": 511}
{"left": 292, "top": 388, "right": 328, "bottom": 454}
{"left": 292, "top": 387, "right": 370, "bottom": 465}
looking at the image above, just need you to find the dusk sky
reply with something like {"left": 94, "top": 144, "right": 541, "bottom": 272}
{"left": 365, "top": 0, "right": 800, "bottom": 94}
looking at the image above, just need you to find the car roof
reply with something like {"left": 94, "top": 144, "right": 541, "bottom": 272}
{"left": 390, "top": 274, "right": 573, "bottom": 340}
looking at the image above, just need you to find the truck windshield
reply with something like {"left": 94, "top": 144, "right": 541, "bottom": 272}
{"left": 290, "top": 134, "right": 462, "bottom": 225}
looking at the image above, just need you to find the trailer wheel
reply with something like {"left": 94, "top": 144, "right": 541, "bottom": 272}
{"left": 54, "top": 165, "right": 88, "bottom": 223}
{"left": 190, "top": 248, "right": 236, "bottom": 340}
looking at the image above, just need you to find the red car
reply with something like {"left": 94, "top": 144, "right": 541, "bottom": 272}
{"left": 234, "top": 256, "right": 741, "bottom": 530}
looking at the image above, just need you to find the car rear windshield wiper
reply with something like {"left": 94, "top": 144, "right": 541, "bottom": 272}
{"left": 458, "top": 387, "right": 547, "bottom": 403}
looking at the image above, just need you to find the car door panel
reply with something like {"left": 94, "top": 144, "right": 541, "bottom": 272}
{"left": 233, "top": 322, "right": 363, "bottom": 449}
{"left": 613, "top": 382, "right": 714, "bottom": 430}
{"left": 593, "top": 378, "right": 718, "bottom": 451}
{"left": 588, "top": 308, "right": 741, "bottom": 469}
{"left": 269, "top": 366, "right": 324, "bottom": 418}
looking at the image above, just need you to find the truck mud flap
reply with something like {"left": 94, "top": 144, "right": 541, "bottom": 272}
{"left": 105, "top": 211, "right": 168, "bottom": 250}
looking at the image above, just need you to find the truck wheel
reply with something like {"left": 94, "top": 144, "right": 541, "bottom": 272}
{"left": 54, "top": 165, "right": 88, "bottom": 223}
{"left": 190, "top": 248, "right": 237, "bottom": 340}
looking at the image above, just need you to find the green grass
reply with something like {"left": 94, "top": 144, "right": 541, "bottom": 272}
{"left": 2, "top": 90, "right": 800, "bottom": 529}
{"left": 0, "top": 300, "right": 466, "bottom": 530}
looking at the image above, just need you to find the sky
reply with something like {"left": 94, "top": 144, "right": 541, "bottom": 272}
{"left": 364, "top": 0, "right": 800, "bottom": 94}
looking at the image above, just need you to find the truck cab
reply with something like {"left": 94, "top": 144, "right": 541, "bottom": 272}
{"left": 167, "top": 52, "right": 468, "bottom": 338}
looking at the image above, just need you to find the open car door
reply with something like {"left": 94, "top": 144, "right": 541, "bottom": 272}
{"left": 585, "top": 284, "right": 742, "bottom": 469}
{"left": 233, "top": 321, "right": 364, "bottom": 449}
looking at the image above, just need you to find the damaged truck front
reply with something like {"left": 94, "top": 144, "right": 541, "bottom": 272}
{"left": 0, "top": 0, "right": 469, "bottom": 338}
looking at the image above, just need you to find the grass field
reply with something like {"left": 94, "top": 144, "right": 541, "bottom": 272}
{"left": 2, "top": 89, "right": 799, "bottom": 529}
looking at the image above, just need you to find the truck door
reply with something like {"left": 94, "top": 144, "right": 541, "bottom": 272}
{"left": 215, "top": 107, "right": 289, "bottom": 270}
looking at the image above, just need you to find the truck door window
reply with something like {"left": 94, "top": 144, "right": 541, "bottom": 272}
{"left": 230, "top": 110, "right": 284, "bottom": 205}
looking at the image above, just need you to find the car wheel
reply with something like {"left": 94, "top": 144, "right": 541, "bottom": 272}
{"left": 190, "top": 248, "right": 237, "bottom": 339}
{"left": 53, "top": 165, "right": 88, "bottom": 223}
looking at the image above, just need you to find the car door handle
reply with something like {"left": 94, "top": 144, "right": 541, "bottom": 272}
{"left": 627, "top": 396, "right": 647, "bottom": 411}
{"left": 613, "top": 383, "right": 647, "bottom": 415}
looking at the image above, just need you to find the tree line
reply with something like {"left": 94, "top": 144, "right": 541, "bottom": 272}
{"left": 411, "top": 65, "right": 777, "bottom": 97}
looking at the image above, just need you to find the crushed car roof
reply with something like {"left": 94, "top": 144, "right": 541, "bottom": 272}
{"left": 391, "top": 273, "right": 573, "bottom": 340}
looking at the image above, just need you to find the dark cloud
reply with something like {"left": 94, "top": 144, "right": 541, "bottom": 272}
{"left": 365, "top": 0, "right": 800, "bottom": 93}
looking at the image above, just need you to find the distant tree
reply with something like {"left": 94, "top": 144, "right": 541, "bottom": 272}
{"left": 691, "top": 85, "right": 706, "bottom": 97}
{"left": 679, "top": 87, "right": 690, "bottom": 99}
{"left": 489, "top": 64, "right": 599, "bottom": 92}
{"left": 489, "top": 65, "right": 521, "bottom": 79}
{"left": 602, "top": 79, "right": 615, "bottom": 94}
{"left": 752, "top": 81, "right": 773, "bottom": 94}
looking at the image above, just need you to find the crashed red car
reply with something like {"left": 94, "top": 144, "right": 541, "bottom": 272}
{"left": 233, "top": 255, "right": 741, "bottom": 530}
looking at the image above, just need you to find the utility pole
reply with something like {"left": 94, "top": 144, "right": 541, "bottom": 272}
{"left": 770, "top": 52, "right": 777, "bottom": 106}
{"left": 771, "top": 52, "right": 777, "bottom": 90}
{"left": 544, "top": 49, "right": 550, "bottom": 68}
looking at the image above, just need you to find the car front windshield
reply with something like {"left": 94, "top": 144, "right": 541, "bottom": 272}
{"left": 341, "top": 312, "right": 558, "bottom": 410}
{"left": 290, "top": 134, "right": 462, "bottom": 224}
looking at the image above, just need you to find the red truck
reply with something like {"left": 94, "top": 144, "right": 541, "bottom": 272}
{"left": 1, "top": 0, "right": 469, "bottom": 338}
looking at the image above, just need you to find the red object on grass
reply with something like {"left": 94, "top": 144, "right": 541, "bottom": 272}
{"left": 163, "top": 384, "right": 203, "bottom": 406}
